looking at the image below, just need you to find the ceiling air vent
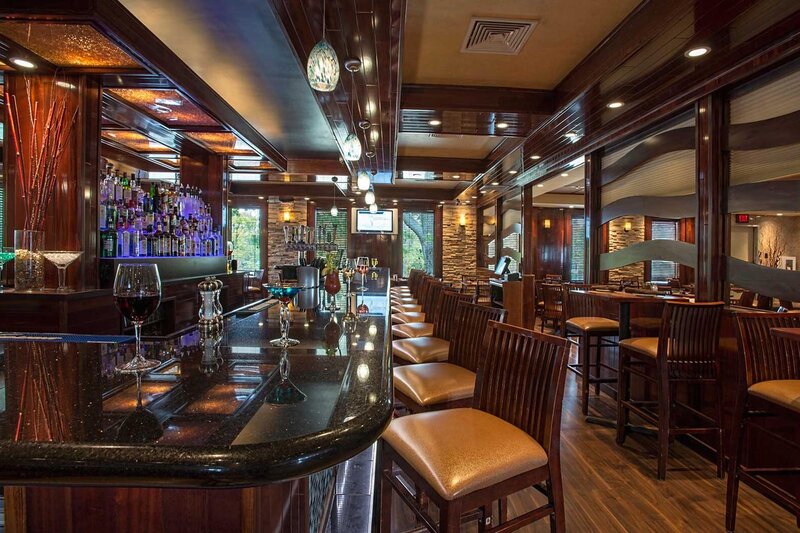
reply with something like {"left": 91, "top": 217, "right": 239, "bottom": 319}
{"left": 461, "top": 17, "right": 537, "bottom": 55}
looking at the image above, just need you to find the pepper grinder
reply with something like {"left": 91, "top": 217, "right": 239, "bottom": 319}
{"left": 212, "top": 277, "right": 224, "bottom": 326}
{"left": 198, "top": 277, "right": 217, "bottom": 331}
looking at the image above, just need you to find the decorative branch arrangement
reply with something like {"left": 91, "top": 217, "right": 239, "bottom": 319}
{"left": 759, "top": 226, "right": 787, "bottom": 268}
{"left": 5, "top": 77, "right": 77, "bottom": 231}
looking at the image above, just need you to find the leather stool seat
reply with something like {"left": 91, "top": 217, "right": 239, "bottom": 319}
{"left": 382, "top": 408, "right": 548, "bottom": 501}
{"left": 749, "top": 380, "right": 800, "bottom": 414}
{"left": 392, "top": 304, "right": 423, "bottom": 314}
{"left": 392, "top": 312, "right": 425, "bottom": 324}
{"left": 618, "top": 337, "right": 658, "bottom": 358}
{"left": 393, "top": 363, "right": 475, "bottom": 406}
{"left": 566, "top": 316, "right": 619, "bottom": 332}
{"left": 392, "top": 297, "right": 417, "bottom": 304}
{"left": 393, "top": 337, "right": 450, "bottom": 364}
{"left": 392, "top": 321, "right": 434, "bottom": 338}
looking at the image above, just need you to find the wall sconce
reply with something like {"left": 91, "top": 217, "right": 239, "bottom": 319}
{"left": 459, "top": 213, "right": 467, "bottom": 227}
{"left": 543, "top": 218, "right": 551, "bottom": 229}
{"left": 624, "top": 220, "right": 632, "bottom": 232}
{"left": 283, "top": 211, "right": 291, "bottom": 222}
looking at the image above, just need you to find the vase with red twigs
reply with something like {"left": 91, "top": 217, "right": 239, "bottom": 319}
{"left": 5, "top": 77, "right": 77, "bottom": 290}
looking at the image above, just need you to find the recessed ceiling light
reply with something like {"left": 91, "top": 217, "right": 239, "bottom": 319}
{"left": 777, "top": 213, "right": 784, "bottom": 216}
{"left": 465, "top": 200, "right": 470, "bottom": 204}
{"left": 491, "top": 181, "right": 499, "bottom": 186}
{"left": 496, "top": 122, "right": 509, "bottom": 129}
{"left": 530, "top": 155, "right": 541, "bottom": 160}
{"left": 258, "top": 196, "right": 264, "bottom": 200}
{"left": 155, "top": 98, "right": 182, "bottom": 106}
{"left": 537, "top": 184, "right": 544, "bottom": 188}
{"left": 607, "top": 101, "right": 624, "bottom": 109}
{"left": 11, "top": 58, "right": 36, "bottom": 69}
{"left": 304, "top": 197, "right": 310, "bottom": 201}
{"left": 685, "top": 46, "right": 711, "bottom": 58}
{"left": 509, "top": 170, "right": 518, "bottom": 175}
{"left": 471, "top": 195, "right": 478, "bottom": 199}
{"left": 355, "top": 191, "right": 361, "bottom": 195}
{"left": 561, "top": 172, "right": 569, "bottom": 177}
{"left": 565, "top": 131, "right": 578, "bottom": 139}
{"left": 428, "top": 119, "right": 441, "bottom": 126}
{"left": 568, "top": 205, "right": 575, "bottom": 209}
{"left": 439, "top": 201, "right": 445, "bottom": 204}
{"left": 452, "top": 174, "right": 460, "bottom": 179}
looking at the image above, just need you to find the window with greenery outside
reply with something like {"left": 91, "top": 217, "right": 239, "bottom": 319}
{"left": 231, "top": 208, "right": 261, "bottom": 271}
{"left": 402, "top": 211, "right": 434, "bottom": 276}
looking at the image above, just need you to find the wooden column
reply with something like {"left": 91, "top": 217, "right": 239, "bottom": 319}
{"left": 522, "top": 185, "right": 535, "bottom": 275}
{"left": 434, "top": 206, "right": 443, "bottom": 278}
{"left": 585, "top": 150, "right": 603, "bottom": 284}
{"left": 695, "top": 93, "right": 728, "bottom": 302}
{"left": 3, "top": 73, "right": 101, "bottom": 289}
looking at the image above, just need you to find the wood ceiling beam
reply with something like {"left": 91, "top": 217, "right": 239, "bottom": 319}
{"left": 285, "top": 159, "right": 348, "bottom": 175}
{"left": 401, "top": 84, "right": 556, "bottom": 115}
{"left": 230, "top": 181, "right": 463, "bottom": 202}
{"left": 397, "top": 156, "right": 485, "bottom": 173}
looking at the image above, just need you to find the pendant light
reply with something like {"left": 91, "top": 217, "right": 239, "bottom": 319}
{"left": 330, "top": 176, "right": 339, "bottom": 217}
{"left": 307, "top": 0, "right": 339, "bottom": 92}
{"left": 343, "top": 132, "right": 362, "bottom": 161}
{"left": 369, "top": 202, "right": 378, "bottom": 213}
{"left": 342, "top": 58, "right": 363, "bottom": 161}
{"left": 357, "top": 170, "right": 371, "bottom": 191}
{"left": 364, "top": 187, "right": 376, "bottom": 206}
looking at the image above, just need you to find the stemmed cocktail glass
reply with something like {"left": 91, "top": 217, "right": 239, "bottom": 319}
{"left": 42, "top": 251, "right": 83, "bottom": 292}
{"left": 114, "top": 264, "right": 162, "bottom": 373}
{"left": 356, "top": 256, "right": 369, "bottom": 292}
{"left": 264, "top": 278, "right": 302, "bottom": 347}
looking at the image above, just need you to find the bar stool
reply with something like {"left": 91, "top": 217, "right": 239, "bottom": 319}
{"left": 392, "top": 291, "right": 477, "bottom": 366}
{"left": 392, "top": 282, "right": 444, "bottom": 329}
{"left": 540, "top": 283, "right": 563, "bottom": 333}
{"left": 392, "top": 278, "right": 437, "bottom": 323}
{"left": 391, "top": 270, "right": 421, "bottom": 296}
{"left": 392, "top": 275, "right": 429, "bottom": 311}
{"left": 381, "top": 321, "right": 569, "bottom": 533}
{"left": 726, "top": 312, "right": 800, "bottom": 532}
{"left": 393, "top": 302, "right": 506, "bottom": 411}
{"left": 563, "top": 288, "right": 619, "bottom": 415}
{"left": 616, "top": 301, "right": 724, "bottom": 480}
{"left": 391, "top": 285, "right": 454, "bottom": 339}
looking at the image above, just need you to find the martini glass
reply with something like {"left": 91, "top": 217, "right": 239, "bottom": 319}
{"left": 264, "top": 281, "right": 302, "bottom": 347}
{"left": 0, "top": 247, "right": 14, "bottom": 290}
{"left": 41, "top": 251, "right": 83, "bottom": 292}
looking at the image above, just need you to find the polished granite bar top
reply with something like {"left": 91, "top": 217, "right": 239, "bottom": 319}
{"left": 0, "top": 269, "right": 393, "bottom": 488}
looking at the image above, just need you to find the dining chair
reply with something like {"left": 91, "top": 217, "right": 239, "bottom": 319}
{"left": 540, "top": 283, "right": 563, "bottom": 333}
{"left": 563, "top": 288, "right": 619, "bottom": 415}
{"left": 738, "top": 290, "right": 756, "bottom": 308}
{"left": 755, "top": 294, "right": 773, "bottom": 310}
{"left": 381, "top": 321, "right": 569, "bottom": 532}
{"left": 726, "top": 311, "right": 800, "bottom": 532}
{"left": 616, "top": 301, "right": 725, "bottom": 480}
{"left": 393, "top": 302, "right": 506, "bottom": 411}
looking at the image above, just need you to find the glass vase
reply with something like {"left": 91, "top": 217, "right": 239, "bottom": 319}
{"left": 14, "top": 230, "right": 45, "bottom": 291}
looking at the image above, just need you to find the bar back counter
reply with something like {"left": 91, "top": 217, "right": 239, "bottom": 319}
{"left": 0, "top": 270, "right": 393, "bottom": 532}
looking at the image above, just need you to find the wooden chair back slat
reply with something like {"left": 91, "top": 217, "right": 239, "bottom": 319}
{"left": 563, "top": 289, "right": 601, "bottom": 320}
{"left": 736, "top": 311, "right": 800, "bottom": 386}
{"left": 738, "top": 290, "right": 755, "bottom": 308}
{"left": 433, "top": 290, "right": 475, "bottom": 340}
{"left": 542, "top": 284, "right": 563, "bottom": 319}
{"left": 449, "top": 302, "right": 506, "bottom": 372}
{"left": 473, "top": 322, "right": 569, "bottom": 456}
{"left": 755, "top": 294, "right": 773, "bottom": 310}
{"left": 657, "top": 302, "right": 724, "bottom": 379}
{"left": 421, "top": 281, "right": 444, "bottom": 321}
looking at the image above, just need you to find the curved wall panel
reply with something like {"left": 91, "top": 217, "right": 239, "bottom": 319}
{"left": 600, "top": 193, "right": 695, "bottom": 224}
{"left": 599, "top": 240, "right": 696, "bottom": 271}
{"left": 601, "top": 127, "right": 695, "bottom": 186}
{"left": 727, "top": 257, "right": 800, "bottom": 302}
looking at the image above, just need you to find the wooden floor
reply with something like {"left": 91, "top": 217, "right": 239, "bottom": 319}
{"left": 389, "top": 344, "right": 799, "bottom": 532}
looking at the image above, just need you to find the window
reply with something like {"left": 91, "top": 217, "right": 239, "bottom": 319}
{"left": 315, "top": 208, "right": 348, "bottom": 259}
{"left": 650, "top": 220, "right": 679, "bottom": 282}
{"left": 231, "top": 208, "right": 261, "bottom": 271}
{"left": 402, "top": 211, "right": 434, "bottom": 275}
{"left": 570, "top": 216, "right": 586, "bottom": 282}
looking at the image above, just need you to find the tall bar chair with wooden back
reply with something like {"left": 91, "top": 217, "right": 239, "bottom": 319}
{"left": 392, "top": 277, "right": 437, "bottom": 324}
{"left": 563, "top": 288, "right": 619, "bottom": 415}
{"left": 392, "top": 291, "right": 477, "bottom": 366}
{"left": 381, "top": 321, "right": 570, "bottom": 532}
{"left": 393, "top": 302, "right": 506, "bottom": 412}
{"left": 726, "top": 311, "right": 800, "bottom": 532}
{"left": 540, "top": 282, "right": 564, "bottom": 333}
{"left": 392, "top": 271, "right": 426, "bottom": 309}
{"left": 392, "top": 270, "right": 423, "bottom": 304}
{"left": 616, "top": 301, "right": 725, "bottom": 480}
{"left": 391, "top": 283, "right": 452, "bottom": 339}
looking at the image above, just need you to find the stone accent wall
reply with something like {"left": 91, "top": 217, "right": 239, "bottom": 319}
{"left": 608, "top": 215, "right": 645, "bottom": 283}
{"left": 267, "top": 197, "right": 307, "bottom": 276}
{"left": 442, "top": 205, "right": 477, "bottom": 284}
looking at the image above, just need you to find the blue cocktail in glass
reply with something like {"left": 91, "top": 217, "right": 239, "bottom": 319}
{"left": 264, "top": 284, "right": 302, "bottom": 347}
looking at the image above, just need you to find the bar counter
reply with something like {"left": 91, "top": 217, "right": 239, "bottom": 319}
{"left": 0, "top": 270, "right": 393, "bottom": 532}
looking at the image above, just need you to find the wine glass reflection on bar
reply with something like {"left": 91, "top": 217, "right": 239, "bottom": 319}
{"left": 341, "top": 257, "right": 355, "bottom": 296}
{"left": 264, "top": 278, "right": 302, "bottom": 347}
{"left": 41, "top": 251, "right": 83, "bottom": 292}
{"left": 356, "top": 256, "right": 369, "bottom": 292}
{"left": 114, "top": 263, "right": 162, "bottom": 373}
{"left": 0, "top": 247, "right": 14, "bottom": 290}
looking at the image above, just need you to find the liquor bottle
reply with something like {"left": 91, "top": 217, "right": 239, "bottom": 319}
{"left": 114, "top": 170, "right": 123, "bottom": 201}
{"left": 101, "top": 228, "right": 116, "bottom": 258}
{"left": 117, "top": 222, "right": 127, "bottom": 258}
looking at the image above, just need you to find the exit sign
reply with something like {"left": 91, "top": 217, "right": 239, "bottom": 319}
{"left": 735, "top": 214, "right": 751, "bottom": 224}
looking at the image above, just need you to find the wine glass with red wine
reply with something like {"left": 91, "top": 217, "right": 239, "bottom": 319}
{"left": 114, "top": 263, "right": 162, "bottom": 373}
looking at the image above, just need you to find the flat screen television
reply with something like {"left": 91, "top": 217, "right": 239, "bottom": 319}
{"left": 355, "top": 209, "right": 394, "bottom": 233}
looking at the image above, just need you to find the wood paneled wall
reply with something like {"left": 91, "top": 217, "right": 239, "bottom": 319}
{"left": 529, "top": 207, "right": 582, "bottom": 280}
